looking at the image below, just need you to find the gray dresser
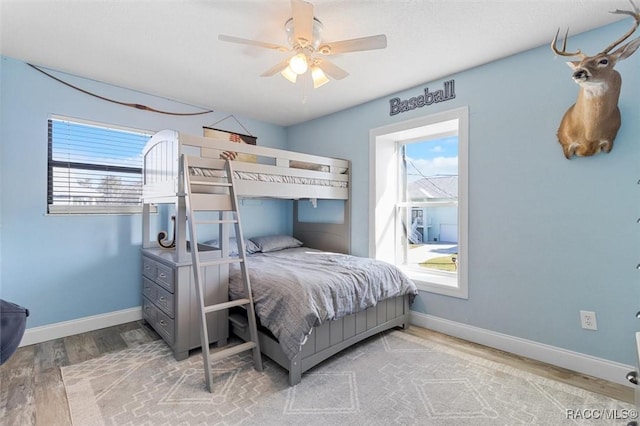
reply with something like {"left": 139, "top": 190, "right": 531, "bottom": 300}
{"left": 141, "top": 247, "right": 229, "bottom": 361}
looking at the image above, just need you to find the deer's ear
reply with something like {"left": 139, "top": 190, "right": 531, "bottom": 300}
{"left": 566, "top": 61, "right": 580, "bottom": 70}
{"left": 614, "top": 37, "right": 640, "bottom": 61}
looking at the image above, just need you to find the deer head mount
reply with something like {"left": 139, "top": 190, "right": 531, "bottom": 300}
{"left": 551, "top": 0, "right": 640, "bottom": 159}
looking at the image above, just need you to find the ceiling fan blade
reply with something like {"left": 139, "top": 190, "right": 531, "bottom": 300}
{"left": 261, "top": 59, "right": 291, "bottom": 77}
{"left": 218, "top": 34, "right": 289, "bottom": 52}
{"left": 319, "top": 34, "right": 387, "bottom": 55}
{"left": 316, "top": 58, "right": 349, "bottom": 80}
{"left": 291, "top": 0, "right": 314, "bottom": 46}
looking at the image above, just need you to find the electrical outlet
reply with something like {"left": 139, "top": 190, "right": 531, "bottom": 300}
{"left": 580, "top": 310, "right": 598, "bottom": 330}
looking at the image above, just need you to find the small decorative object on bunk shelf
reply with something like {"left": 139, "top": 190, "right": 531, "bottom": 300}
{"left": 0, "top": 299, "right": 29, "bottom": 365}
{"left": 157, "top": 215, "right": 176, "bottom": 248}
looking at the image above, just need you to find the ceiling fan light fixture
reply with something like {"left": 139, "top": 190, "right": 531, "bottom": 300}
{"left": 289, "top": 52, "right": 309, "bottom": 75}
{"left": 311, "top": 65, "right": 329, "bottom": 88}
{"left": 281, "top": 66, "right": 298, "bottom": 83}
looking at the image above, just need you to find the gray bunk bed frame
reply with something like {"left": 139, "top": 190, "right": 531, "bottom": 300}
{"left": 141, "top": 130, "right": 412, "bottom": 386}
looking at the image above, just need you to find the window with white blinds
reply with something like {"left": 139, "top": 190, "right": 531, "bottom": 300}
{"left": 47, "top": 116, "right": 153, "bottom": 214}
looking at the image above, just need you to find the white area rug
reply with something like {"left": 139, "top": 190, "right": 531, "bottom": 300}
{"left": 61, "top": 330, "right": 634, "bottom": 425}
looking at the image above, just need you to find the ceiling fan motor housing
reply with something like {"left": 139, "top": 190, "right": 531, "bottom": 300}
{"left": 285, "top": 17, "right": 324, "bottom": 50}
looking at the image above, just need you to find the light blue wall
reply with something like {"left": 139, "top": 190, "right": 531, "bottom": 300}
{"left": 0, "top": 57, "right": 290, "bottom": 328}
{"left": 288, "top": 21, "right": 640, "bottom": 365}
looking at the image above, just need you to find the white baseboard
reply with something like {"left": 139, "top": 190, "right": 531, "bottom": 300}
{"left": 410, "top": 311, "right": 635, "bottom": 388}
{"left": 20, "top": 307, "right": 142, "bottom": 347}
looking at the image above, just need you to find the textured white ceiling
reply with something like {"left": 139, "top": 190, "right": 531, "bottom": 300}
{"left": 0, "top": 0, "right": 632, "bottom": 126}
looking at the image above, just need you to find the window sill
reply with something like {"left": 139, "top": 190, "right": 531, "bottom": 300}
{"left": 402, "top": 267, "right": 468, "bottom": 299}
{"left": 47, "top": 205, "right": 157, "bottom": 215}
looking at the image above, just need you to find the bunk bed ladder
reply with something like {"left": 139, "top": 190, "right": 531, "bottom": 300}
{"left": 182, "top": 155, "right": 263, "bottom": 392}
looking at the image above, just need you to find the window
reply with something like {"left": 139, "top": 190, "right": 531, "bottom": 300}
{"left": 370, "top": 107, "right": 468, "bottom": 298}
{"left": 47, "top": 116, "right": 153, "bottom": 214}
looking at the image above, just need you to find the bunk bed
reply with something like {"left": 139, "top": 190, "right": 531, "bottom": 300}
{"left": 140, "top": 129, "right": 417, "bottom": 385}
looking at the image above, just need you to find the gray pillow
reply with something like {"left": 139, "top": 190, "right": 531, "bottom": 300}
{"left": 203, "top": 238, "right": 259, "bottom": 256}
{"left": 250, "top": 235, "right": 303, "bottom": 253}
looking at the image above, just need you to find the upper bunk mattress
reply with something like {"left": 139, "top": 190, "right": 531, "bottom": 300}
{"left": 190, "top": 166, "right": 348, "bottom": 189}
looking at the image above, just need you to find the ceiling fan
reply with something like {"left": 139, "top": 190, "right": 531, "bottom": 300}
{"left": 218, "top": 0, "right": 387, "bottom": 88}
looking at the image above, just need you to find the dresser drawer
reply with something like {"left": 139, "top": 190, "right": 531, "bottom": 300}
{"left": 155, "top": 262, "right": 174, "bottom": 292}
{"left": 142, "top": 257, "right": 156, "bottom": 280}
{"left": 155, "top": 285, "right": 175, "bottom": 318}
{"left": 143, "top": 296, "right": 174, "bottom": 344}
{"left": 155, "top": 309, "right": 175, "bottom": 344}
{"left": 142, "top": 297, "right": 157, "bottom": 323}
{"left": 142, "top": 277, "right": 156, "bottom": 300}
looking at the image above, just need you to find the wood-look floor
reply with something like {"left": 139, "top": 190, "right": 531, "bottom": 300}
{"left": 0, "top": 322, "right": 634, "bottom": 426}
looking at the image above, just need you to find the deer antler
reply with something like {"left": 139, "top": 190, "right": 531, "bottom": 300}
{"left": 603, "top": 0, "right": 640, "bottom": 53}
{"left": 551, "top": 28, "right": 586, "bottom": 58}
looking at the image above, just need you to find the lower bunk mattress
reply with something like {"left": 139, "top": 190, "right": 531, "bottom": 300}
{"left": 229, "top": 247, "right": 418, "bottom": 362}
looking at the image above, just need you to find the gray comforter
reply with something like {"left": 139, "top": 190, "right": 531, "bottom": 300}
{"left": 229, "top": 247, "right": 418, "bottom": 360}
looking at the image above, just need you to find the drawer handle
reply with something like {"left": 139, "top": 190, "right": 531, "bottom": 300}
{"left": 159, "top": 320, "right": 167, "bottom": 326}
{"left": 159, "top": 296, "right": 166, "bottom": 302}
{"left": 159, "top": 272, "right": 167, "bottom": 278}
{"left": 626, "top": 370, "right": 638, "bottom": 385}
{"left": 636, "top": 311, "right": 640, "bottom": 319}
{"left": 145, "top": 305, "right": 151, "bottom": 311}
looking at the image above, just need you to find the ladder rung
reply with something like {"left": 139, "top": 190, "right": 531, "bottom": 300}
{"left": 190, "top": 180, "right": 232, "bottom": 187}
{"left": 209, "top": 341, "right": 257, "bottom": 363}
{"left": 204, "top": 298, "right": 251, "bottom": 314}
{"left": 198, "top": 258, "right": 243, "bottom": 267}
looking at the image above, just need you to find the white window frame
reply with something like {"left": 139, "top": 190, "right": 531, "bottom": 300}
{"left": 369, "top": 106, "right": 469, "bottom": 299}
{"left": 47, "top": 115, "right": 154, "bottom": 215}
